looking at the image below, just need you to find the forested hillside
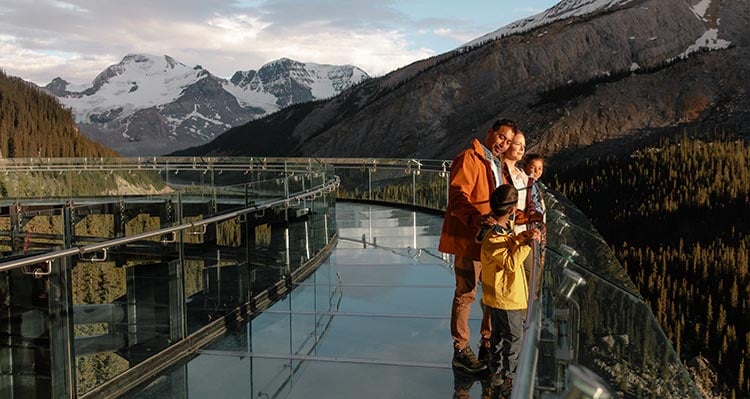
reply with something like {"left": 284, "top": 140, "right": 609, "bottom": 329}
{"left": 550, "top": 135, "right": 750, "bottom": 398}
{"left": 0, "top": 70, "right": 117, "bottom": 158}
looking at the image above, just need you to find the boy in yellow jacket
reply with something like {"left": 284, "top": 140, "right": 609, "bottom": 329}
{"left": 478, "top": 184, "right": 540, "bottom": 389}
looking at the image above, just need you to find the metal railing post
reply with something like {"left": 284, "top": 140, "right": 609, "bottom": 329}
{"left": 49, "top": 206, "right": 76, "bottom": 398}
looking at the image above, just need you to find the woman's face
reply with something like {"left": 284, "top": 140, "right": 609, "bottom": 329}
{"left": 504, "top": 133, "right": 526, "bottom": 162}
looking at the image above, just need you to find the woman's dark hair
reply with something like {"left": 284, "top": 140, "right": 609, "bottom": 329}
{"left": 490, "top": 184, "right": 518, "bottom": 217}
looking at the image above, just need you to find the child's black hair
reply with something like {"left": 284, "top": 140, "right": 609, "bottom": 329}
{"left": 523, "top": 153, "right": 544, "bottom": 166}
{"left": 490, "top": 184, "right": 518, "bottom": 217}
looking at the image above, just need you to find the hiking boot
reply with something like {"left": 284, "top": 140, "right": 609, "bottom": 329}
{"left": 490, "top": 371, "right": 513, "bottom": 397}
{"left": 478, "top": 345, "right": 491, "bottom": 367}
{"left": 479, "top": 378, "right": 493, "bottom": 399}
{"left": 452, "top": 346, "right": 487, "bottom": 374}
{"left": 452, "top": 369, "right": 475, "bottom": 399}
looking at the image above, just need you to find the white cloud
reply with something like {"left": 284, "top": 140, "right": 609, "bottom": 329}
{"left": 0, "top": 39, "right": 117, "bottom": 84}
{"left": 433, "top": 27, "right": 476, "bottom": 43}
{"left": 260, "top": 29, "right": 435, "bottom": 76}
{"left": 49, "top": 1, "right": 88, "bottom": 13}
{"left": 207, "top": 14, "right": 270, "bottom": 41}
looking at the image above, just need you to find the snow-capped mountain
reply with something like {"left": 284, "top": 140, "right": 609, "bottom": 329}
{"left": 46, "top": 54, "right": 368, "bottom": 156}
{"left": 227, "top": 57, "right": 368, "bottom": 109}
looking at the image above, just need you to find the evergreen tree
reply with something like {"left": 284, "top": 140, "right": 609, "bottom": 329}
{"left": 0, "top": 69, "right": 118, "bottom": 158}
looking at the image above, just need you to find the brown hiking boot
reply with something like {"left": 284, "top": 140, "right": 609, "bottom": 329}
{"left": 452, "top": 346, "right": 488, "bottom": 374}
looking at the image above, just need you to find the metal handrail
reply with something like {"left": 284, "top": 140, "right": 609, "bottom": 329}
{"left": 0, "top": 157, "right": 331, "bottom": 173}
{"left": 513, "top": 239, "right": 542, "bottom": 399}
{"left": 0, "top": 176, "right": 339, "bottom": 273}
{"left": 513, "top": 298, "right": 541, "bottom": 399}
{"left": 0, "top": 156, "right": 451, "bottom": 173}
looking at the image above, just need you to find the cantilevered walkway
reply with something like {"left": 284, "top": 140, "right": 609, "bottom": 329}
{"left": 0, "top": 158, "right": 702, "bottom": 399}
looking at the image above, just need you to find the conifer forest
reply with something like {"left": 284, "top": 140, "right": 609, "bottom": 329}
{"left": 550, "top": 134, "right": 749, "bottom": 398}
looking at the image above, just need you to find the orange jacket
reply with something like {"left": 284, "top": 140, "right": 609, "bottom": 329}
{"left": 438, "top": 139, "right": 499, "bottom": 260}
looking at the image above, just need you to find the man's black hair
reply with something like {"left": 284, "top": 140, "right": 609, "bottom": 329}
{"left": 490, "top": 118, "right": 518, "bottom": 133}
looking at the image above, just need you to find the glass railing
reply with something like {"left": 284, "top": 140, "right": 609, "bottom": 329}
{"left": 536, "top": 187, "right": 700, "bottom": 398}
{"left": 331, "top": 159, "right": 450, "bottom": 211}
{"left": 0, "top": 157, "right": 339, "bottom": 399}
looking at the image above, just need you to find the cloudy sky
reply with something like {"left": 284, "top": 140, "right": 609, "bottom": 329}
{"left": 0, "top": 0, "right": 557, "bottom": 85}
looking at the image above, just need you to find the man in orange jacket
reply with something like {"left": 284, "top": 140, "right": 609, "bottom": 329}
{"left": 439, "top": 118, "right": 518, "bottom": 373}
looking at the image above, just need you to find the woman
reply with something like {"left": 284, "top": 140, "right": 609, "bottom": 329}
{"left": 502, "top": 132, "right": 532, "bottom": 233}
{"left": 502, "top": 132, "right": 546, "bottom": 300}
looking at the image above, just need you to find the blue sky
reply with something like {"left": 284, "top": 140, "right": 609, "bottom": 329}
{"left": 0, "top": 0, "right": 557, "bottom": 85}
{"left": 393, "top": 1, "right": 556, "bottom": 48}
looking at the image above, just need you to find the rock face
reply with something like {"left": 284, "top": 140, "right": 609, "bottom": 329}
{"left": 180, "top": 0, "right": 750, "bottom": 161}
{"left": 45, "top": 54, "right": 368, "bottom": 156}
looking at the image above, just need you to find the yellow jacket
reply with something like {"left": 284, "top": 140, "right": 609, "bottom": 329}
{"left": 479, "top": 225, "right": 531, "bottom": 310}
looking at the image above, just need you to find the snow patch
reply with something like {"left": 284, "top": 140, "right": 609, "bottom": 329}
{"left": 679, "top": 28, "right": 731, "bottom": 59}
{"left": 690, "top": 0, "right": 711, "bottom": 20}
{"left": 223, "top": 82, "right": 279, "bottom": 112}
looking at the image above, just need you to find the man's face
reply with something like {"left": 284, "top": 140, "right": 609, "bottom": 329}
{"left": 486, "top": 126, "right": 514, "bottom": 158}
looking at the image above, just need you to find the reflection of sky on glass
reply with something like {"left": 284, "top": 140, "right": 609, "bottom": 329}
{"left": 128, "top": 202, "right": 489, "bottom": 399}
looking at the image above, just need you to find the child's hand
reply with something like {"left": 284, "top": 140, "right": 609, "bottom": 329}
{"left": 521, "top": 228, "right": 541, "bottom": 244}
{"left": 526, "top": 211, "right": 543, "bottom": 224}
{"left": 529, "top": 228, "right": 541, "bottom": 241}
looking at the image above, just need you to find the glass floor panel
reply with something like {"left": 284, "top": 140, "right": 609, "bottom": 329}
{"left": 126, "top": 203, "right": 485, "bottom": 399}
{"left": 125, "top": 357, "right": 490, "bottom": 399}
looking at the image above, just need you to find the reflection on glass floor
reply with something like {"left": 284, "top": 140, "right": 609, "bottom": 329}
{"left": 125, "top": 202, "right": 489, "bottom": 399}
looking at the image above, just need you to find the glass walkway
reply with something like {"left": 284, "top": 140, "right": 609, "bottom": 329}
{"left": 0, "top": 157, "right": 702, "bottom": 398}
{"left": 125, "top": 203, "right": 466, "bottom": 398}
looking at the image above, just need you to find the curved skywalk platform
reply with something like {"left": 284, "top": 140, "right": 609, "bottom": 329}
{"left": 0, "top": 157, "right": 702, "bottom": 399}
{"left": 125, "top": 202, "right": 477, "bottom": 398}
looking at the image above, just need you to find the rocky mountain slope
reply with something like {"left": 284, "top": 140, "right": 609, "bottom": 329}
{"left": 178, "top": 0, "right": 749, "bottom": 161}
{"left": 46, "top": 55, "right": 368, "bottom": 156}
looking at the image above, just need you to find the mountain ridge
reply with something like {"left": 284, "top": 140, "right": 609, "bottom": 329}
{"left": 45, "top": 54, "right": 369, "bottom": 156}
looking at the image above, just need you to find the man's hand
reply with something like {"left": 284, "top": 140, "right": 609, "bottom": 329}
{"left": 479, "top": 214, "right": 497, "bottom": 227}
{"left": 472, "top": 214, "right": 497, "bottom": 228}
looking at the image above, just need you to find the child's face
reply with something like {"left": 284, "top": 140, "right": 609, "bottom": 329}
{"left": 525, "top": 159, "right": 544, "bottom": 180}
